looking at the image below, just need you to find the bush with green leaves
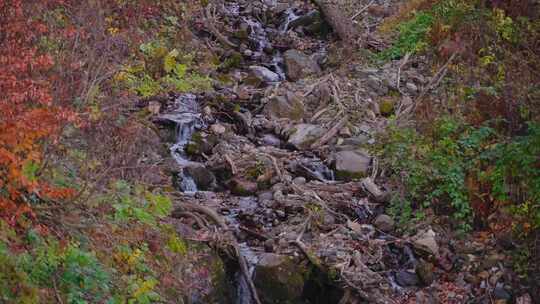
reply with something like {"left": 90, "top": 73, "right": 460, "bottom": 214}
{"left": 376, "top": 117, "right": 496, "bottom": 231}
{"left": 377, "top": 117, "right": 540, "bottom": 233}
{"left": 116, "top": 40, "right": 211, "bottom": 97}
{"left": 110, "top": 180, "right": 173, "bottom": 226}
{"left": 1, "top": 232, "right": 112, "bottom": 304}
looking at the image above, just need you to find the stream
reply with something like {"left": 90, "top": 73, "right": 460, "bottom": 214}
{"left": 155, "top": 1, "right": 427, "bottom": 303}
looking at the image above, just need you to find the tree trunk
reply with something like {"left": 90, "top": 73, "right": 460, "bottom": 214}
{"left": 312, "top": 0, "right": 360, "bottom": 44}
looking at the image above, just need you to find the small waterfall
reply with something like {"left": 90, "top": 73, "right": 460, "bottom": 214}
{"left": 167, "top": 94, "right": 205, "bottom": 193}
{"left": 280, "top": 8, "right": 300, "bottom": 32}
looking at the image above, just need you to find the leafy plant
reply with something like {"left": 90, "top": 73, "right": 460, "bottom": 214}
{"left": 116, "top": 40, "right": 211, "bottom": 97}
{"left": 111, "top": 180, "right": 172, "bottom": 226}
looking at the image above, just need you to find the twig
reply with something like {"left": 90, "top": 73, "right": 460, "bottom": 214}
{"left": 396, "top": 52, "right": 411, "bottom": 94}
{"left": 351, "top": 0, "right": 376, "bottom": 20}
{"left": 205, "top": 4, "right": 237, "bottom": 49}
{"left": 224, "top": 153, "right": 238, "bottom": 175}
{"left": 413, "top": 53, "right": 457, "bottom": 112}
{"left": 311, "top": 115, "right": 349, "bottom": 149}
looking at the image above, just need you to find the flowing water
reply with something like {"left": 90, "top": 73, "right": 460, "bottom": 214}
{"left": 167, "top": 94, "right": 205, "bottom": 193}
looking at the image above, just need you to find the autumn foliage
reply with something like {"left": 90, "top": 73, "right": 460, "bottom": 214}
{"left": 0, "top": 0, "right": 74, "bottom": 224}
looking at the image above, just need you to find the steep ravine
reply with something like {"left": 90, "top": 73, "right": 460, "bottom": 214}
{"left": 150, "top": 1, "right": 521, "bottom": 303}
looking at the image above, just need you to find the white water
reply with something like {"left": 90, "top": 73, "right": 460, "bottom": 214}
{"left": 168, "top": 94, "right": 205, "bottom": 193}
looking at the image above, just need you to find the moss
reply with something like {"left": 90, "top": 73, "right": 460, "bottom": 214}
{"left": 221, "top": 51, "right": 244, "bottom": 71}
{"left": 379, "top": 98, "right": 396, "bottom": 116}
{"left": 335, "top": 170, "right": 367, "bottom": 181}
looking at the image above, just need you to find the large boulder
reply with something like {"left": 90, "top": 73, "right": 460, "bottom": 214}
{"left": 249, "top": 65, "right": 281, "bottom": 83}
{"left": 287, "top": 124, "right": 325, "bottom": 150}
{"left": 332, "top": 150, "right": 371, "bottom": 180}
{"left": 185, "top": 165, "right": 216, "bottom": 191}
{"left": 412, "top": 229, "right": 439, "bottom": 256}
{"left": 253, "top": 253, "right": 307, "bottom": 304}
{"left": 264, "top": 91, "right": 305, "bottom": 121}
{"left": 284, "top": 50, "right": 321, "bottom": 81}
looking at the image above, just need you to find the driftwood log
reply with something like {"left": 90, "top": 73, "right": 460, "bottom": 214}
{"left": 312, "top": 0, "right": 360, "bottom": 43}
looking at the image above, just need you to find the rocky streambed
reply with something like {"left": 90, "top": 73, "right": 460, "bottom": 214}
{"left": 144, "top": 1, "right": 524, "bottom": 303}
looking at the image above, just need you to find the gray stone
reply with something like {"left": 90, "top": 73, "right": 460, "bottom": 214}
{"left": 413, "top": 229, "right": 439, "bottom": 256}
{"left": 260, "top": 134, "right": 281, "bottom": 147}
{"left": 373, "top": 214, "right": 395, "bottom": 232}
{"left": 416, "top": 260, "right": 435, "bottom": 286}
{"left": 406, "top": 82, "right": 418, "bottom": 93}
{"left": 185, "top": 166, "right": 215, "bottom": 191}
{"left": 249, "top": 65, "right": 281, "bottom": 83}
{"left": 333, "top": 150, "right": 371, "bottom": 180}
{"left": 396, "top": 270, "right": 419, "bottom": 287}
{"left": 264, "top": 91, "right": 305, "bottom": 121}
{"left": 229, "top": 178, "right": 258, "bottom": 196}
{"left": 288, "top": 10, "right": 322, "bottom": 29}
{"left": 287, "top": 124, "right": 325, "bottom": 150}
{"left": 292, "top": 176, "right": 306, "bottom": 185}
{"left": 493, "top": 286, "right": 511, "bottom": 300}
{"left": 284, "top": 49, "right": 321, "bottom": 81}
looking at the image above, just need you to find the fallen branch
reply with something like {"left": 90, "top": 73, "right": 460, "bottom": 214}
{"left": 413, "top": 52, "right": 457, "bottom": 112}
{"left": 311, "top": 115, "right": 349, "bottom": 149}
{"left": 351, "top": 0, "right": 376, "bottom": 20}
{"left": 205, "top": 4, "right": 238, "bottom": 49}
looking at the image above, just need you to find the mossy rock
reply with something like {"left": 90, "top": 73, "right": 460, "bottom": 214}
{"left": 379, "top": 97, "right": 396, "bottom": 116}
{"left": 253, "top": 254, "right": 308, "bottom": 304}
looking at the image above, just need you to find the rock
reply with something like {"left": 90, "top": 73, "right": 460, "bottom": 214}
{"left": 287, "top": 124, "right": 325, "bottom": 150}
{"left": 253, "top": 253, "right": 306, "bottom": 303}
{"left": 406, "top": 82, "right": 418, "bottom": 93}
{"left": 249, "top": 65, "right": 281, "bottom": 83}
{"left": 413, "top": 229, "right": 439, "bottom": 256}
{"left": 373, "top": 214, "right": 394, "bottom": 232}
{"left": 284, "top": 49, "right": 321, "bottom": 81}
{"left": 264, "top": 239, "right": 275, "bottom": 252}
{"left": 264, "top": 91, "right": 305, "bottom": 121}
{"left": 333, "top": 150, "right": 371, "bottom": 180}
{"left": 289, "top": 10, "right": 322, "bottom": 29}
{"left": 493, "top": 286, "right": 511, "bottom": 301}
{"left": 396, "top": 270, "right": 419, "bottom": 287}
{"left": 229, "top": 178, "right": 258, "bottom": 196}
{"left": 185, "top": 166, "right": 216, "bottom": 191}
{"left": 379, "top": 97, "right": 396, "bottom": 116}
{"left": 148, "top": 101, "right": 161, "bottom": 114}
{"left": 260, "top": 134, "right": 281, "bottom": 147}
{"left": 338, "top": 126, "right": 352, "bottom": 137}
{"left": 210, "top": 123, "right": 226, "bottom": 135}
{"left": 292, "top": 176, "right": 306, "bottom": 185}
{"left": 416, "top": 260, "right": 435, "bottom": 286}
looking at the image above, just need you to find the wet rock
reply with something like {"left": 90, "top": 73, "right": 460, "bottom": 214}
{"left": 416, "top": 260, "right": 435, "bottom": 286}
{"left": 395, "top": 270, "right": 419, "bottom": 287}
{"left": 249, "top": 65, "right": 281, "bottom": 83}
{"left": 253, "top": 253, "right": 306, "bottom": 303}
{"left": 260, "top": 134, "right": 281, "bottom": 147}
{"left": 289, "top": 10, "right": 322, "bottom": 29}
{"left": 333, "top": 150, "right": 371, "bottom": 180}
{"left": 373, "top": 214, "right": 394, "bottom": 232}
{"left": 413, "top": 229, "right": 439, "bottom": 256}
{"left": 287, "top": 124, "right": 325, "bottom": 150}
{"left": 264, "top": 91, "right": 305, "bottom": 121}
{"left": 185, "top": 166, "right": 216, "bottom": 191}
{"left": 229, "top": 178, "right": 258, "bottom": 196}
{"left": 493, "top": 286, "right": 511, "bottom": 301}
{"left": 264, "top": 239, "right": 275, "bottom": 252}
{"left": 284, "top": 49, "right": 321, "bottom": 81}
